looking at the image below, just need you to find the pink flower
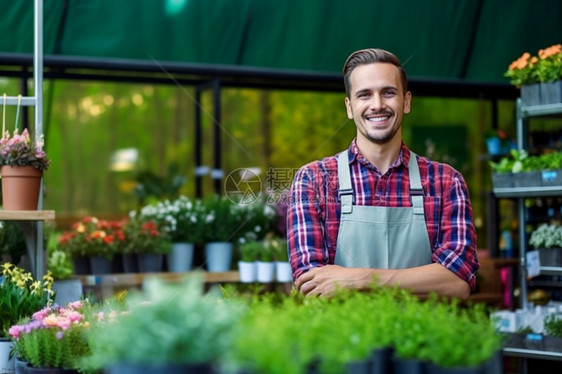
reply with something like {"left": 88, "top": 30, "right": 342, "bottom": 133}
{"left": 32, "top": 306, "right": 51, "bottom": 321}
{"left": 8, "top": 325, "right": 24, "bottom": 339}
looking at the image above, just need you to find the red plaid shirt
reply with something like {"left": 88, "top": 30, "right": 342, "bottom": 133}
{"left": 287, "top": 140, "right": 479, "bottom": 290}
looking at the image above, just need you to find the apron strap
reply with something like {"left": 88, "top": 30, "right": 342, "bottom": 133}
{"left": 408, "top": 152, "right": 425, "bottom": 216}
{"left": 337, "top": 151, "right": 353, "bottom": 214}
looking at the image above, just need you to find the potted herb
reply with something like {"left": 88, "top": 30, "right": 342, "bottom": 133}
{"left": 0, "top": 128, "right": 50, "bottom": 210}
{"left": 265, "top": 237, "right": 292, "bottom": 283}
{"left": 123, "top": 214, "right": 172, "bottom": 273}
{"left": 256, "top": 239, "right": 275, "bottom": 283}
{"left": 529, "top": 223, "right": 562, "bottom": 266}
{"left": 0, "top": 263, "right": 53, "bottom": 373}
{"left": 9, "top": 300, "right": 92, "bottom": 373}
{"left": 83, "top": 276, "right": 246, "bottom": 374}
{"left": 238, "top": 241, "right": 260, "bottom": 283}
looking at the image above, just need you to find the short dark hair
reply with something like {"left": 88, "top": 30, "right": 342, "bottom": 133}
{"left": 342, "top": 48, "right": 408, "bottom": 97}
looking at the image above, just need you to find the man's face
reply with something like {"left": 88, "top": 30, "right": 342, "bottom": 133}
{"left": 344, "top": 63, "right": 411, "bottom": 145}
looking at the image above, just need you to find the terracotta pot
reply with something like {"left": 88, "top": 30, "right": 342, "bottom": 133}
{"left": 0, "top": 165, "right": 43, "bottom": 210}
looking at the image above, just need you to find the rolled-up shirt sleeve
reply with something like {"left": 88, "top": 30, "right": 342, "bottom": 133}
{"left": 286, "top": 164, "right": 329, "bottom": 280}
{"left": 432, "top": 172, "right": 479, "bottom": 291}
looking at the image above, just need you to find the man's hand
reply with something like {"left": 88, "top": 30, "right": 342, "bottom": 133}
{"left": 294, "top": 265, "right": 375, "bottom": 297}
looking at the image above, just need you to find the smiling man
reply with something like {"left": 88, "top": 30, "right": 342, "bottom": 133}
{"left": 287, "top": 48, "right": 479, "bottom": 299}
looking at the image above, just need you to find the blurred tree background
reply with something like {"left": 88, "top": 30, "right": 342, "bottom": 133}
{"left": 0, "top": 75, "right": 517, "bottom": 249}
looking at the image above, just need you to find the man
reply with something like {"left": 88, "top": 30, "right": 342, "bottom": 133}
{"left": 287, "top": 48, "right": 478, "bottom": 299}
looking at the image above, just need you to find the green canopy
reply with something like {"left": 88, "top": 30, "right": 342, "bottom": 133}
{"left": 0, "top": 0, "right": 560, "bottom": 87}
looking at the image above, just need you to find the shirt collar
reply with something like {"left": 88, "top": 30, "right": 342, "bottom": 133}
{"left": 347, "top": 138, "right": 411, "bottom": 172}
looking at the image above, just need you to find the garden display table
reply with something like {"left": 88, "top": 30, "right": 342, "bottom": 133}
{"left": 78, "top": 271, "right": 242, "bottom": 299}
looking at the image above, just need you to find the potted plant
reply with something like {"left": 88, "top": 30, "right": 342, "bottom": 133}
{"left": 505, "top": 44, "right": 562, "bottom": 106}
{"left": 8, "top": 300, "right": 93, "bottom": 373}
{"left": 136, "top": 196, "right": 205, "bottom": 273}
{"left": 543, "top": 313, "right": 562, "bottom": 353}
{"left": 238, "top": 241, "right": 260, "bottom": 283}
{"left": 0, "top": 263, "right": 53, "bottom": 373}
{"left": 0, "top": 128, "right": 50, "bottom": 210}
{"left": 529, "top": 223, "right": 562, "bottom": 267}
{"left": 267, "top": 237, "right": 292, "bottom": 283}
{"left": 83, "top": 276, "right": 246, "bottom": 374}
{"left": 536, "top": 44, "right": 562, "bottom": 105}
{"left": 255, "top": 240, "right": 275, "bottom": 283}
{"left": 57, "top": 216, "right": 127, "bottom": 275}
{"left": 47, "top": 246, "right": 83, "bottom": 307}
{"left": 504, "top": 51, "right": 540, "bottom": 107}
{"left": 123, "top": 214, "right": 172, "bottom": 273}
{"left": 202, "top": 196, "right": 244, "bottom": 272}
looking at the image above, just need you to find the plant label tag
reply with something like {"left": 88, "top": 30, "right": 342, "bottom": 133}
{"left": 526, "top": 250, "right": 541, "bottom": 278}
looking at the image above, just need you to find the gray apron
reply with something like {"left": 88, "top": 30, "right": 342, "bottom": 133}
{"left": 334, "top": 151, "right": 432, "bottom": 269}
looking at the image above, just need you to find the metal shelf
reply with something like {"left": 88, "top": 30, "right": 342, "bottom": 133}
{"left": 493, "top": 185, "right": 562, "bottom": 198}
{"left": 539, "top": 266, "right": 562, "bottom": 276}
{"left": 521, "top": 103, "right": 562, "bottom": 118}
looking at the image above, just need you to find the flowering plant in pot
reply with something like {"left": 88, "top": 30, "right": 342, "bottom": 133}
{"left": 0, "top": 263, "right": 53, "bottom": 338}
{"left": 8, "top": 300, "right": 93, "bottom": 372}
{"left": 123, "top": 214, "right": 172, "bottom": 272}
{"left": 83, "top": 276, "right": 246, "bottom": 373}
{"left": 529, "top": 223, "right": 562, "bottom": 266}
{"left": 57, "top": 216, "right": 127, "bottom": 274}
{"left": 135, "top": 196, "right": 206, "bottom": 272}
{"left": 0, "top": 128, "right": 50, "bottom": 210}
{"left": 0, "top": 128, "right": 50, "bottom": 171}
{"left": 505, "top": 44, "right": 562, "bottom": 106}
{"left": 504, "top": 51, "right": 540, "bottom": 86}
{"left": 0, "top": 263, "right": 53, "bottom": 373}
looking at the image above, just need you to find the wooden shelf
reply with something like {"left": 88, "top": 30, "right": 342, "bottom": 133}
{"left": 78, "top": 271, "right": 242, "bottom": 287}
{"left": 0, "top": 210, "right": 55, "bottom": 221}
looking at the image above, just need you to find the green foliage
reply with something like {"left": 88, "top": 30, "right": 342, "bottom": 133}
{"left": 134, "top": 195, "right": 206, "bottom": 244}
{"left": 490, "top": 149, "right": 562, "bottom": 174}
{"left": 266, "top": 237, "right": 288, "bottom": 262}
{"left": 544, "top": 314, "right": 562, "bottom": 338}
{"left": 201, "top": 196, "right": 245, "bottom": 243}
{"left": 83, "top": 276, "right": 246, "bottom": 369}
{"left": 239, "top": 241, "right": 262, "bottom": 262}
{"left": 0, "top": 263, "right": 53, "bottom": 337}
{"left": 47, "top": 248, "right": 75, "bottom": 280}
{"left": 228, "top": 287, "right": 503, "bottom": 373}
{"left": 0, "top": 221, "right": 27, "bottom": 264}
{"left": 529, "top": 223, "right": 562, "bottom": 249}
